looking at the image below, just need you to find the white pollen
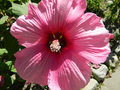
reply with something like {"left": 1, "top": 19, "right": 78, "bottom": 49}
{"left": 50, "top": 40, "right": 61, "bottom": 52}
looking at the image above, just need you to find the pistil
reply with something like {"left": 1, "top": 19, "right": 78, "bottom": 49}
{"left": 50, "top": 40, "right": 61, "bottom": 52}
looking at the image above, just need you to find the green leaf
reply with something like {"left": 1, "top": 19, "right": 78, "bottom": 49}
{"left": 0, "top": 16, "right": 8, "bottom": 25}
{"left": 10, "top": 74, "right": 16, "bottom": 84}
{"left": 11, "top": 2, "right": 28, "bottom": 16}
{"left": 8, "top": 0, "right": 16, "bottom": 2}
{"left": 0, "top": 49, "right": 8, "bottom": 55}
{"left": 5, "top": 61, "right": 16, "bottom": 73}
{"left": 11, "top": 67, "right": 16, "bottom": 73}
{"left": 5, "top": 61, "right": 12, "bottom": 66}
{"left": 11, "top": 64, "right": 17, "bottom": 73}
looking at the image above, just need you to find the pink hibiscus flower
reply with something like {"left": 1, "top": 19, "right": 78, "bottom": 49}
{"left": 10, "top": 0, "right": 111, "bottom": 90}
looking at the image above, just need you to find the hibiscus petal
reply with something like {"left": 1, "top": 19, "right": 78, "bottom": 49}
{"left": 64, "top": 13, "right": 110, "bottom": 64}
{"left": 38, "top": 0, "right": 87, "bottom": 31}
{"left": 66, "top": 0, "right": 87, "bottom": 23}
{"left": 14, "top": 44, "right": 53, "bottom": 85}
{"left": 10, "top": 4, "right": 48, "bottom": 47}
{"left": 65, "top": 13, "right": 104, "bottom": 36}
{"left": 73, "top": 27, "right": 111, "bottom": 64}
{"left": 78, "top": 13, "right": 104, "bottom": 30}
{"left": 48, "top": 52, "right": 91, "bottom": 90}
{"left": 28, "top": 3, "right": 48, "bottom": 25}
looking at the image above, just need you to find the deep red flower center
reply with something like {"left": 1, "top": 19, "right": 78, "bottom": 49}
{"left": 47, "top": 32, "right": 67, "bottom": 52}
